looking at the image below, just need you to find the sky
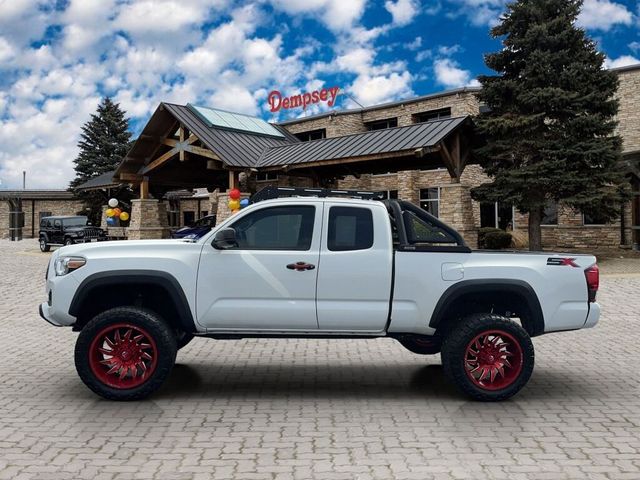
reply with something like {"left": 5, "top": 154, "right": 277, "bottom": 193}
{"left": 0, "top": 0, "right": 639, "bottom": 189}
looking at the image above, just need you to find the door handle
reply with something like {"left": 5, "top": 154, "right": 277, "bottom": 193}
{"left": 286, "top": 262, "right": 315, "bottom": 271}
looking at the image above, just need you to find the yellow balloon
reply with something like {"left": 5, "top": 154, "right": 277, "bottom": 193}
{"left": 228, "top": 199, "right": 240, "bottom": 211}
{"left": 106, "top": 208, "right": 115, "bottom": 217}
{"left": 119, "top": 211, "right": 130, "bottom": 221}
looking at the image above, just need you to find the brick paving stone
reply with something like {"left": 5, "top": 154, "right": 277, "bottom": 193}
{"left": 0, "top": 239, "right": 639, "bottom": 479}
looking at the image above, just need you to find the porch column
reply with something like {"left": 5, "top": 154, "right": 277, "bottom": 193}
{"left": 126, "top": 199, "right": 170, "bottom": 240}
{"left": 439, "top": 183, "right": 478, "bottom": 247}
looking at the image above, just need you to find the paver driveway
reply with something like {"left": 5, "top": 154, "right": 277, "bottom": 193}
{"left": 1, "top": 239, "right": 639, "bottom": 480}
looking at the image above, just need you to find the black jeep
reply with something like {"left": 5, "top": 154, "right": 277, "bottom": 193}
{"left": 39, "top": 216, "right": 107, "bottom": 252}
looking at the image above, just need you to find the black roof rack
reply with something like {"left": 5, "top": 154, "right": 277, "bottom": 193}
{"left": 251, "top": 186, "right": 385, "bottom": 203}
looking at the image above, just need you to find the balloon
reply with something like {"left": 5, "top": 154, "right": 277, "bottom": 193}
{"left": 228, "top": 199, "right": 240, "bottom": 211}
{"left": 119, "top": 211, "right": 129, "bottom": 221}
{"left": 108, "top": 198, "right": 118, "bottom": 208}
{"left": 240, "top": 198, "right": 250, "bottom": 208}
{"left": 113, "top": 208, "right": 122, "bottom": 216}
{"left": 106, "top": 208, "right": 115, "bottom": 217}
{"left": 106, "top": 217, "right": 116, "bottom": 226}
{"left": 229, "top": 188, "right": 241, "bottom": 200}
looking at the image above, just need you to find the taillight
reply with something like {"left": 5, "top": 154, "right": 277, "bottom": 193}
{"left": 584, "top": 264, "right": 599, "bottom": 302}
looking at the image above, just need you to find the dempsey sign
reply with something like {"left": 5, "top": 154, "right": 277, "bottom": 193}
{"left": 268, "top": 87, "right": 340, "bottom": 112}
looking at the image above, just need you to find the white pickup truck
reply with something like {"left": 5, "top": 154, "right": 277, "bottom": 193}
{"left": 39, "top": 187, "right": 600, "bottom": 402}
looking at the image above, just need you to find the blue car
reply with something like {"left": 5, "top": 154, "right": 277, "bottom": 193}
{"left": 171, "top": 215, "right": 217, "bottom": 239}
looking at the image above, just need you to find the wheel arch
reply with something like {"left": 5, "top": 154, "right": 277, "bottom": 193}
{"left": 429, "top": 279, "right": 544, "bottom": 337}
{"left": 69, "top": 270, "right": 197, "bottom": 334}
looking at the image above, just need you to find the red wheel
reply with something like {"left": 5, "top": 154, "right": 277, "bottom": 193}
{"left": 441, "top": 314, "right": 534, "bottom": 401}
{"left": 89, "top": 323, "right": 158, "bottom": 389}
{"left": 76, "top": 307, "right": 177, "bottom": 400}
{"left": 463, "top": 330, "right": 523, "bottom": 390}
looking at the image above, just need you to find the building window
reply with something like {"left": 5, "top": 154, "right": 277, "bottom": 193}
{"left": 328, "top": 207, "right": 374, "bottom": 251}
{"left": 583, "top": 211, "right": 608, "bottom": 225}
{"left": 256, "top": 172, "right": 278, "bottom": 182}
{"left": 541, "top": 202, "right": 558, "bottom": 225}
{"left": 183, "top": 211, "right": 195, "bottom": 226}
{"left": 413, "top": 107, "right": 451, "bottom": 123}
{"left": 419, "top": 187, "right": 440, "bottom": 217}
{"left": 39, "top": 211, "right": 52, "bottom": 221}
{"left": 167, "top": 197, "right": 180, "bottom": 227}
{"left": 365, "top": 117, "right": 398, "bottom": 131}
{"left": 294, "top": 129, "right": 326, "bottom": 142}
{"left": 480, "top": 202, "right": 514, "bottom": 230}
{"left": 200, "top": 210, "right": 209, "bottom": 218}
{"left": 377, "top": 190, "right": 398, "bottom": 200}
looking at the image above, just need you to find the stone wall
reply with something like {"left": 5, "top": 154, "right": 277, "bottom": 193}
{"left": 615, "top": 66, "right": 640, "bottom": 154}
{"left": 0, "top": 199, "right": 84, "bottom": 239}
{"left": 283, "top": 89, "right": 481, "bottom": 138}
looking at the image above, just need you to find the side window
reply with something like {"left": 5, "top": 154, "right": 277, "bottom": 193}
{"left": 328, "top": 207, "right": 374, "bottom": 251}
{"left": 53, "top": 219, "right": 62, "bottom": 228}
{"left": 230, "top": 206, "right": 315, "bottom": 250}
{"left": 403, "top": 211, "right": 457, "bottom": 245}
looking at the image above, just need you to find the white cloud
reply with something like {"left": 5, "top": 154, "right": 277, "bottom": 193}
{"left": 406, "top": 36, "right": 422, "bottom": 51}
{"left": 385, "top": 0, "right": 420, "bottom": 26}
{"left": 604, "top": 55, "right": 640, "bottom": 69}
{"left": 447, "top": 0, "right": 507, "bottom": 27}
{"left": 577, "top": 0, "right": 633, "bottom": 31}
{"left": 433, "top": 58, "right": 477, "bottom": 88}
{"left": 268, "top": 0, "right": 366, "bottom": 31}
{"left": 350, "top": 71, "right": 413, "bottom": 106}
{"left": 630, "top": 42, "right": 640, "bottom": 53}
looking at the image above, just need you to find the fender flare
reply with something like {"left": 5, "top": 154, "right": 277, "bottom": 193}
{"left": 69, "top": 270, "right": 197, "bottom": 333}
{"left": 429, "top": 279, "right": 545, "bottom": 337}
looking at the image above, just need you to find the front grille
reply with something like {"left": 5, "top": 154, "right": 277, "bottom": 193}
{"left": 83, "top": 228, "right": 102, "bottom": 239}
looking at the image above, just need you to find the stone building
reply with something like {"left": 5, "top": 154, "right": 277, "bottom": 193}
{"left": 109, "top": 64, "right": 640, "bottom": 249}
{"left": 0, "top": 190, "right": 84, "bottom": 239}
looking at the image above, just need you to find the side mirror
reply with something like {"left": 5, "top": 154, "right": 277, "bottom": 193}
{"left": 87, "top": 222, "right": 93, "bottom": 226}
{"left": 212, "top": 228, "right": 237, "bottom": 250}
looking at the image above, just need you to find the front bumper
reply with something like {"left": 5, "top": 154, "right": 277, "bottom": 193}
{"left": 584, "top": 302, "right": 600, "bottom": 328}
{"left": 39, "top": 302, "right": 64, "bottom": 327}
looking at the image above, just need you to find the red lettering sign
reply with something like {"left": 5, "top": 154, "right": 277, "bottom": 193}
{"left": 268, "top": 87, "right": 340, "bottom": 113}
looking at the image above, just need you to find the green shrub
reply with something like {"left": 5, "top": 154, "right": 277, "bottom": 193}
{"left": 478, "top": 227, "right": 502, "bottom": 248}
{"left": 484, "top": 231, "right": 513, "bottom": 249}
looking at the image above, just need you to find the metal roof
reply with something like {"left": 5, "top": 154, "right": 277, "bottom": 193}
{"left": 258, "top": 116, "right": 468, "bottom": 167}
{"left": 75, "top": 171, "right": 119, "bottom": 191}
{"left": 0, "top": 190, "right": 77, "bottom": 200}
{"left": 162, "top": 103, "right": 297, "bottom": 168}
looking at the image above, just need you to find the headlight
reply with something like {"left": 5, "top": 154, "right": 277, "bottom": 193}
{"left": 76, "top": 231, "right": 84, "bottom": 237}
{"left": 54, "top": 256, "right": 86, "bottom": 276}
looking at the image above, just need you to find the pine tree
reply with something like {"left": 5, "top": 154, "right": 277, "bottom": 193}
{"left": 472, "top": 0, "right": 628, "bottom": 251}
{"left": 70, "top": 98, "right": 132, "bottom": 225}
{"left": 70, "top": 97, "right": 131, "bottom": 188}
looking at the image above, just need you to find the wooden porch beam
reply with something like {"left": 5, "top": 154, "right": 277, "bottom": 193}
{"left": 439, "top": 140, "right": 460, "bottom": 183}
{"left": 142, "top": 147, "right": 178, "bottom": 174}
{"left": 119, "top": 172, "right": 143, "bottom": 182}
{"left": 140, "top": 176, "right": 149, "bottom": 199}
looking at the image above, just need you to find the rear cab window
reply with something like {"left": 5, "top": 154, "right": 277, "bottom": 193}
{"left": 327, "top": 206, "right": 374, "bottom": 251}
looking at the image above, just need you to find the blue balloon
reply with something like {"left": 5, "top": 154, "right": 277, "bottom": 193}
{"left": 240, "top": 198, "right": 250, "bottom": 208}
{"left": 106, "top": 217, "right": 117, "bottom": 226}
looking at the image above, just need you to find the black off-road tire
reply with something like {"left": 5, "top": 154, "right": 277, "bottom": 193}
{"left": 75, "top": 307, "right": 177, "bottom": 401}
{"left": 64, "top": 237, "right": 74, "bottom": 246}
{"left": 39, "top": 237, "right": 50, "bottom": 252}
{"left": 441, "top": 314, "right": 534, "bottom": 402}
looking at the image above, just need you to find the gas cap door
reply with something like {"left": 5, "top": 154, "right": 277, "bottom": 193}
{"left": 441, "top": 262, "right": 464, "bottom": 281}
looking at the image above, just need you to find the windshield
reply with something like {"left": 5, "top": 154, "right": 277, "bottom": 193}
{"left": 63, "top": 217, "right": 88, "bottom": 227}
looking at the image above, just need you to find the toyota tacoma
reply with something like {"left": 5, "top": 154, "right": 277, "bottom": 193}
{"left": 39, "top": 187, "right": 600, "bottom": 401}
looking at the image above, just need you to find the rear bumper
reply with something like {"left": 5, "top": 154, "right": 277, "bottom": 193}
{"left": 584, "top": 302, "right": 600, "bottom": 328}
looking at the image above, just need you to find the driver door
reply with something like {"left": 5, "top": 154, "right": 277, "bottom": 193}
{"left": 196, "top": 204, "right": 322, "bottom": 331}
